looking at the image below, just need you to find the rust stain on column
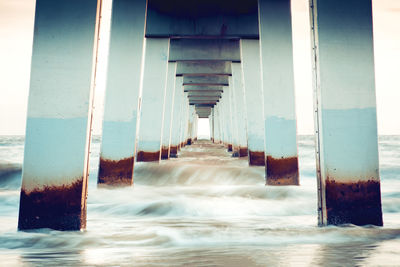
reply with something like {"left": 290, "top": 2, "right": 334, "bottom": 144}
{"left": 227, "top": 144, "right": 233, "bottom": 152}
{"left": 98, "top": 157, "right": 134, "bottom": 186}
{"left": 249, "top": 151, "right": 265, "bottom": 166}
{"left": 137, "top": 151, "right": 160, "bottom": 162}
{"left": 239, "top": 147, "right": 248, "bottom": 157}
{"left": 325, "top": 179, "right": 383, "bottom": 226}
{"left": 161, "top": 146, "right": 169, "bottom": 160}
{"left": 18, "top": 179, "right": 86, "bottom": 230}
{"left": 266, "top": 156, "right": 299, "bottom": 185}
{"left": 170, "top": 146, "right": 178, "bottom": 157}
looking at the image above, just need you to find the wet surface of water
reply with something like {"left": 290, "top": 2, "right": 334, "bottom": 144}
{"left": 0, "top": 137, "right": 400, "bottom": 266}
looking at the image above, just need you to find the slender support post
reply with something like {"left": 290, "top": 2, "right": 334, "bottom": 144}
{"left": 310, "top": 0, "right": 383, "bottom": 226}
{"left": 98, "top": 0, "right": 146, "bottom": 185}
{"left": 232, "top": 62, "right": 248, "bottom": 157}
{"left": 187, "top": 105, "right": 195, "bottom": 145}
{"left": 224, "top": 85, "right": 233, "bottom": 152}
{"left": 258, "top": 0, "right": 299, "bottom": 185}
{"left": 240, "top": 39, "right": 265, "bottom": 166}
{"left": 229, "top": 75, "right": 240, "bottom": 157}
{"left": 170, "top": 77, "right": 183, "bottom": 157}
{"left": 136, "top": 38, "right": 170, "bottom": 162}
{"left": 18, "top": 0, "right": 101, "bottom": 231}
{"left": 161, "top": 62, "right": 177, "bottom": 160}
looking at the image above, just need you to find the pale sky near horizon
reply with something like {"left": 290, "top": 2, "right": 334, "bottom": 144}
{"left": 0, "top": 0, "right": 399, "bottom": 135}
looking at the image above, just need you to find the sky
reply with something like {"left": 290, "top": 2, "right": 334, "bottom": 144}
{"left": 0, "top": 0, "right": 399, "bottom": 135}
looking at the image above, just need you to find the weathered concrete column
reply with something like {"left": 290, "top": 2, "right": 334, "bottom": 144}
{"left": 161, "top": 62, "right": 177, "bottom": 160}
{"left": 170, "top": 77, "right": 183, "bottom": 157}
{"left": 210, "top": 108, "right": 215, "bottom": 142}
{"left": 18, "top": 0, "right": 101, "bottom": 231}
{"left": 136, "top": 38, "right": 170, "bottom": 162}
{"left": 240, "top": 39, "right": 265, "bottom": 166}
{"left": 213, "top": 105, "right": 220, "bottom": 143}
{"left": 232, "top": 62, "right": 248, "bottom": 157}
{"left": 192, "top": 112, "right": 198, "bottom": 141}
{"left": 187, "top": 105, "right": 195, "bottom": 145}
{"left": 98, "top": 0, "right": 146, "bottom": 185}
{"left": 179, "top": 92, "right": 189, "bottom": 147}
{"left": 310, "top": 0, "right": 383, "bottom": 226}
{"left": 258, "top": 0, "right": 299, "bottom": 185}
{"left": 228, "top": 76, "right": 240, "bottom": 156}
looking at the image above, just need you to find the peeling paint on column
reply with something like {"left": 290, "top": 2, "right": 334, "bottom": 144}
{"left": 248, "top": 151, "right": 265, "bottom": 166}
{"left": 98, "top": 157, "right": 134, "bottom": 186}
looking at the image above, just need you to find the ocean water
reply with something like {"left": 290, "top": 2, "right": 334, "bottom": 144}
{"left": 0, "top": 135, "right": 399, "bottom": 266}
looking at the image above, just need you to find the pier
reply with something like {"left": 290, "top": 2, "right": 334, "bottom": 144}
{"left": 18, "top": 0, "right": 383, "bottom": 230}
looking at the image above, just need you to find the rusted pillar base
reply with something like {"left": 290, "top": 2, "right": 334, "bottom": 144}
{"left": 266, "top": 156, "right": 299, "bottom": 186}
{"left": 239, "top": 147, "right": 248, "bottom": 157}
{"left": 187, "top": 138, "right": 192, "bottom": 145}
{"left": 136, "top": 151, "right": 160, "bottom": 162}
{"left": 98, "top": 157, "right": 134, "bottom": 186}
{"left": 227, "top": 144, "right": 233, "bottom": 152}
{"left": 18, "top": 179, "right": 86, "bottom": 230}
{"left": 170, "top": 146, "right": 178, "bottom": 158}
{"left": 160, "top": 147, "right": 169, "bottom": 160}
{"left": 325, "top": 180, "right": 383, "bottom": 226}
{"left": 249, "top": 151, "right": 265, "bottom": 166}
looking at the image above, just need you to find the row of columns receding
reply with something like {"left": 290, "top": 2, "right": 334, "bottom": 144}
{"left": 17, "top": 0, "right": 383, "bottom": 231}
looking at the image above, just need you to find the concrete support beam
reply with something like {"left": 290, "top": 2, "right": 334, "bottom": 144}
{"left": 188, "top": 91, "right": 222, "bottom": 97}
{"left": 183, "top": 76, "right": 229, "bottom": 86}
{"left": 98, "top": 0, "right": 146, "bottom": 186}
{"left": 169, "top": 39, "right": 240, "bottom": 62}
{"left": 258, "top": 0, "right": 299, "bottom": 185}
{"left": 136, "top": 38, "right": 170, "bottom": 162}
{"left": 240, "top": 39, "right": 265, "bottom": 166}
{"left": 184, "top": 86, "right": 224, "bottom": 92}
{"left": 232, "top": 62, "right": 248, "bottom": 157}
{"left": 170, "top": 77, "right": 183, "bottom": 157}
{"left": 161, "top": 62, "right": 177, "bottom": 160}
{"left": 18, "top": 0, "right": 100, "bottom": 231}
{"left": 310, "top": 0, "right": 382, "bottom": 226}
{"left": 145, "top": 0, "right": 258, "bottom": 38}
{"left": 176, "top": 61, "right": 232, "bottom": 76}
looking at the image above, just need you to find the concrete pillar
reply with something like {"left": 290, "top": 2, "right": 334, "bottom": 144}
{"left": 213, "top": 106, "right": 220, "bottom": 143}
{"left": 232, "top": 62, "right": 248, "bottom": 157}
{"left": 187, "top": 105, "right": 195, "bottom": 144}
{"left": 161, "top": 62, "right": 177, "bottom": 160}
{"left": 229, "top": 75, "right": 240, "bottom": 157}
{"left": 194, "top": 113, "right": 198, "bottom": 141}
{"left": 258, "top": 0, "right": 299, "bottom": 185}
{"left": 240, "top": 39, "right": 265, "bottom": 166}
{"left": 170, "top": 77, "right": 183, "bottom": 157}
{"left": 180, "top": 92, "right": 189, "bottom": 147}
{"left": 18, "top": 0, "right": 100, "bottom": 231}
{"left": 310, "top": 0, "right": 382, "bottom": 226}
{"left": 136, "top": 38, "right": 170, "bottom": 162}
{"left": 210, "top": 108, "right": 215, "bottom": 142}
{"left": 98, "top": 0, "right": 146, "bottom": 186}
